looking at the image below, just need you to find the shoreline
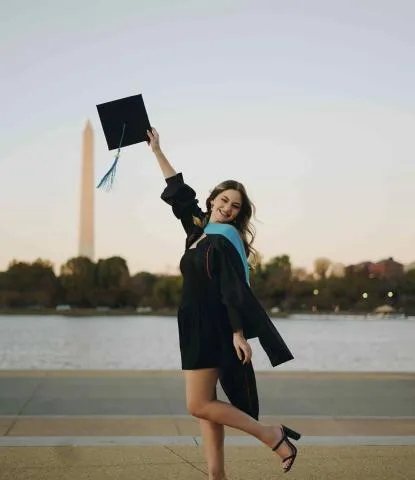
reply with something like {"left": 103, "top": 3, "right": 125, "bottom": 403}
{"left": 0, "top": 308, "right": 409, "bottom": 318}
{"left": 0, "top": 308, "right": 178, "bottom": 317}
{"left": 0, "top": 308, "right": 293, "bottom": 318}
{"left": 0, "top": 369, "right": 413, "bottom": 379}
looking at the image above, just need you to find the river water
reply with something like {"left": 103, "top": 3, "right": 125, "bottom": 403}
{"left": 0, "top": 314, "right": 414, "bottom": 371}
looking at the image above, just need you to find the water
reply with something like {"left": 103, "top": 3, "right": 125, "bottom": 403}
{"left": 0, "top": 314, "right": 414, "bottom": 371}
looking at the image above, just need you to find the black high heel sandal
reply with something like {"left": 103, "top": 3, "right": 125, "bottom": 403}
{"left": 282, "top": 425, "right": 301, "bottom": 441}
{"left": 272, "top": 427, "right": 299, "bottom": 473}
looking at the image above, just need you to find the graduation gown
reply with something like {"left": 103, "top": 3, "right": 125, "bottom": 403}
{"left": 161, "top": 173, "right": 294, "bottom": 419}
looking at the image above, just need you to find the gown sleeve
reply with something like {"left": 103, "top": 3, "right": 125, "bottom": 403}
{"left": 209, "top": 234, "right": 294, "bottom": 367}
{"left": 160, "top": 173, "right": 204, "bottom": 236}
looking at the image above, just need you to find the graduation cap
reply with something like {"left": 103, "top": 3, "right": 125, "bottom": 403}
{"left": 96, "top": 94, "right": 151, "bottom": 190}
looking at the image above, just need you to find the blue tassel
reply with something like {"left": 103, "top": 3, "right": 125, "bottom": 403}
{"left": 97, "top": 123, "right": 126, "bottom": 190}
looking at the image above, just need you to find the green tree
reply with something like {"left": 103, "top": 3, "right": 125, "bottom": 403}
{"left": 262, "top": 255, "right": 292, "bottom": 309}
{"left": 290, "top": 279, "right": 315, "bottom": 310}
{"left": 397, "top": 270, "right": 415, "bottom": 312}
{"left": 131, "top": 271, "right": 158, "bottom": 307}
{"left": 60, "top": 256, "right": 96, "bottom": 307}
{"left": 153, "top": 275, "right": 183, "bottom": 309}
{"left": 95, "top": 257, "right": 130, "bottom": 289}
{"left": 0, "top": 259, "right": 58, "bottom": 307}
{"left": 95, "top": 256, "right": 132, "bottom": 307}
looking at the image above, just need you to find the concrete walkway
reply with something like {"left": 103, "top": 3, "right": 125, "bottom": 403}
{"left": 1, "top": 370, "right": 414, "bottom": 417}
{"left": 0, "top": 371, "right": 414, "bottom": 479}
{"left": 1, "top": 445, "right": 415, "bottom": 480}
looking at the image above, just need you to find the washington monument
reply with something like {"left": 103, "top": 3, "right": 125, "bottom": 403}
{"left": 79, "top": 120, "right": 94, "bottom": 260}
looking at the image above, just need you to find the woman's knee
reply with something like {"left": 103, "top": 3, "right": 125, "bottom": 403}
{"left": 186, "top": 398, "right": 209, "bottom": 418}
{"left": 184, "top": 368, "right": 218, "bottom": 419}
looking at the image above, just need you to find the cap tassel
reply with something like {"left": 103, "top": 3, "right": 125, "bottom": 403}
{"left": 97, "top": 123, "right": 126, "bottom": 190}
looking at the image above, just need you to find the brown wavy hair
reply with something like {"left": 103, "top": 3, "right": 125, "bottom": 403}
{"left": 193, "top": 180, "right": 259, "bottom": 267}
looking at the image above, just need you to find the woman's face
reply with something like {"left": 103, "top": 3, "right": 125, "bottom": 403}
{"left": 210, "top": 189, "right": 242, "bottom": 224}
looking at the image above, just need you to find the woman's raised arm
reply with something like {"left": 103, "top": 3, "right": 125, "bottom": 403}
{"left": 147, "top": 128, "right": 177, "bottom": 179}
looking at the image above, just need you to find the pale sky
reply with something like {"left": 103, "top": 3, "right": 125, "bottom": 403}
{"left": 1, "top": 0, "right": 415, "bottom": 275}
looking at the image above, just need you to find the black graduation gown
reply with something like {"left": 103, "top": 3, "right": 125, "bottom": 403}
{"left": 161, "top": 173, "right": 294, "bottom": 419}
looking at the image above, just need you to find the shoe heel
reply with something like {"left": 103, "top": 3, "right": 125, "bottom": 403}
{"left": 282, "top": 425, "right": 301, "bottom": 441}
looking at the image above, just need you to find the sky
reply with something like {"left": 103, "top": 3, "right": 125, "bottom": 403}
{"left": 1, "top": 0, "right": 415, "bottom": 275}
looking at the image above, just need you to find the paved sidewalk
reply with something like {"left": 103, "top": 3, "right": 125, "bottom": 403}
{"left": 1, "top": 370, "right": 414, "bottom": 417}
{"left": 0, "top": 371, "right": 414, "bottom": 479}
{"left": 1, "top": 445, "right": 414, "bottom": 480}
{"left": 1, "top": 416, "right": 415, "bottom": 440}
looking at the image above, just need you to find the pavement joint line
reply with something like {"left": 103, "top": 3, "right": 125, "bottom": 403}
{"left": 1, "top": 436, "right": 415, "bottom": 447}
{"left": 173, "top": 420, "right": 181, "bottom": 436}
{"left": 164, "top": 445, "right": 207, "bottom": 476}
{"left": 3, "top": 379, "right": 42, "bottom": 436}
{"left": 1, "top": 414, "right": 415, "bottom": 420}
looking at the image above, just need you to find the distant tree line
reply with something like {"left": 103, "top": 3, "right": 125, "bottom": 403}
{"left": 1, "top": 255, "right": 415, "bottom": 314}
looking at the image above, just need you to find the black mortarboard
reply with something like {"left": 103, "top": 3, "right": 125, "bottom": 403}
{"left": 96, "top": 94, "right": 151, "bottom": 190}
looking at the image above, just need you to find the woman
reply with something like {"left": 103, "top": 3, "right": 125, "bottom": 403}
{"left": 147, "top": 128, "right": 300, "bottom": 478}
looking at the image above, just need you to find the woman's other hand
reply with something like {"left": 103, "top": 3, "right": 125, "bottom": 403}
{"left": 233, "top": 331, "right": 252, "bottom": 365}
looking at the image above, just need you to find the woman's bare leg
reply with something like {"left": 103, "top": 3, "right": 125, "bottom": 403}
{"left": 198, "top": 384, "right": 226, "bottom": 480}
{"left": 200, "top": 419, "right": 226, "bottom": 480}
{"left": 185, "top": 368, "right": 292, "bottom": 468}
